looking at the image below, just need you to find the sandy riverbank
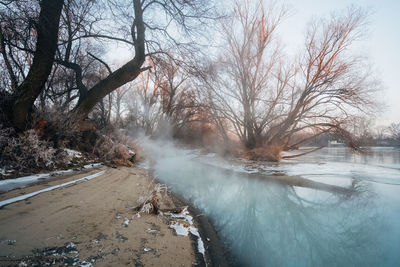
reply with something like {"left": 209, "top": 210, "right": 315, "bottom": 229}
{"left": 0, "top": 166, "right": 211, "bottom": 266}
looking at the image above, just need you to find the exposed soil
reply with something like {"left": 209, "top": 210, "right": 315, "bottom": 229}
{"left": 0, "top": 166, "right": 203, "bottom": 266}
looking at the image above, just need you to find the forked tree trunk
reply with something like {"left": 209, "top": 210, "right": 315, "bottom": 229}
{"left": 11, "top": 0, "right": 64, "bottom": 130}
{"left": 70, "top": 57, "right": 146, "bottom": 122}
{"left": 68, "top": 0, "right": 146, "bottom": 124}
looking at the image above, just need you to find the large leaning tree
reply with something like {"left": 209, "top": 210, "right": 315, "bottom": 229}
{"left": 0, "top": 0, "right": 215, "bottom": 131}
{"left": 1, "top": 0, "right": 63, "bottom": 130}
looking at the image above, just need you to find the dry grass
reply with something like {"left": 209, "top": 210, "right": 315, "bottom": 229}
{"left": 133, "top": 183, "right": 168, "bottom": 215}
{"left": 92, "top": 131, "right": 136, "bottom": 166}
{"left": 0, "top": 127, "right": 70, "bottom": 175}
{"left": 243, "top": 143, "right": 283, "bottom": 162}
{"left": 132, "top": 183, "right": 187, "bottom": 217}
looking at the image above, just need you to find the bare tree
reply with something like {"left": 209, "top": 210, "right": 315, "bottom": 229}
{"left": 122, "top": 55, "right": 205, "bottom": 137}
{"left": 0, "top": 0, "right": 217, "bottom": 131}
{"left": 0, "top": 0, "right": 38, "bottom": 93}
{"left": 203, "top": 2, "right": 379, "bottom": 158}
{"left": 152, "top": 56, "right": 201, "bottom": 136}
{"left": 113, "top": 85, "right": 130, "bottom": 128}
{"left": 203, "top": 0, "right": 289, "bottom": 149}
{"left": 3, "top": 0, "right": 64, "bottom": 130}
{"left": 264, "top": 7, "right": 378, "bottom": 152}
{"left": 124, "top": 68, "right": 162, "bottom": 136}
{"left": 388, "top": 123, "right": 400, "bottom": 145}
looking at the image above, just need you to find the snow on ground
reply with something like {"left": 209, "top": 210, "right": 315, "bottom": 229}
{"left": 64, "top": 148, "right": 83, "bottom": 158}
{"left": 122, "top": 219, "right": 131, "bottom": 227}
{"left": 0, "top": 163, "right": 102, "bottom": 193}
{"left": 170, "top": 221, "right": 190, "bottom": 236}
{"left": 15, "top": 241, "right": 95, "bottom": 266}
{"left": 165, "top": 207, "right": 206, "bottom": 257}
{"left": 0, "top": 170, "right": 72, "bottom": 193}
{"left": 83, "top": 163, "right": 102, "bottom": 169}
{"left": 0, "top": 170, "right": 106, "bottom": 208}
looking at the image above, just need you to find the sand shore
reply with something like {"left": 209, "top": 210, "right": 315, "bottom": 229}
{"left": 0, "top": 166, "right": 212, "bottom": 266}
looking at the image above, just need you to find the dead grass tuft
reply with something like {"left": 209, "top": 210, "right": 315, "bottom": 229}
{"left": 244, "top": 143, "right": 283, "bottom": 162}
{"left": 0, "top": 127, "right": 70, "bottom": 175}
{"left": 134, "top": 183, "right": 168, "bottom": 215}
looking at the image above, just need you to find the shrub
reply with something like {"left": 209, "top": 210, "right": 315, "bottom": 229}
{"left": 92, "top": 129, "right": 136, "bottom": 166}
{"left": 0, "top": 127, "right": 69, "bottom": 174}
{"left": 244, "top": 143, "right": 283, "bottom": 162}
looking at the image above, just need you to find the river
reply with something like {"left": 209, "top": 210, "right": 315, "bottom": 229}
{"left": 141, "top": 143, "right": 400, "bottom": 267}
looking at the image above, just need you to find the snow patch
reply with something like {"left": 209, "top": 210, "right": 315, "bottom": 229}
{"left": 166, "top": 207, "right": 206, "bottom": 258}
{"left": 79, "top": 262, "right": 93, "bottom": 267}
{"left": 0, "top": 168, "right": 4, "bottom": 175}
{"left": 0, "top": 239, "right": 16, "bottom": 245}
{"left": 83, "top": 163, "right": 102, "bottom": 169}
{"left": 188, "top": 227, "right": 205, "bottom": 255}
{"left": 64, "top": 148, "right": 82, "bottom": 158}
{"left": 170, "top": 221, "right": 190, "bottom": 236}
{"left": 0, "top": 170, "right": 106, "bottom": 208}
{"left": 66, "top": 242, "right": 76, "bottom": 248}
{"left": 123, "top": 219, "right": 130, "bottom": 227}
{"left": 146, "top": 229, "right": 159, "bottom": 234}
{"left": 0, "top": 164, "right": 102, "bottom": 193}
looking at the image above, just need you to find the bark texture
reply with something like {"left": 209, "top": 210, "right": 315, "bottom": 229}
{"left": 70, "top": 0, "right": 146, "bottom": 122}
{"left": 12, "top": 0, "right": 64, "bottom": 130}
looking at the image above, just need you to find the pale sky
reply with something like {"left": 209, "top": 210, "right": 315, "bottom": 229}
{"left": 279, "top": 0, "right": 400, "bottom": 126}
{"left": 107, "top": 0, "right": 399, "bottom": 126}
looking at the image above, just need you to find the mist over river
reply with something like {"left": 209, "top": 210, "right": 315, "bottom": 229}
{"left": 141, "top": 143, "right": 400, "bottom": 267}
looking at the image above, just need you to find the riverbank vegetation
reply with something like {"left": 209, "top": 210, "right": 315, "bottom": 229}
{"left": 0, "top": 0, "right": 395, "bottom": 175}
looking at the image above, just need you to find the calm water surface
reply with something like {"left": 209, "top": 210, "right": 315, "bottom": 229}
{"left": 143, "top": 144, "right": 400, "bottom": 267}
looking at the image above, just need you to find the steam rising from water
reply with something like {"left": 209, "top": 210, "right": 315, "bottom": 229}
{"left": 139, "top": 139, "right": 400, "bottom": 267}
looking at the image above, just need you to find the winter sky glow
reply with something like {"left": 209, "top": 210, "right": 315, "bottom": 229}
{"left": 279, "top": 0, "right": 399, "bottom": 126}
{"left": 107, "top": 0, "right": 399, "bottom": 126}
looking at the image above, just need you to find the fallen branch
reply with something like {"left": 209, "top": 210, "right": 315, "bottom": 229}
{"left": 198, "top": 161, "right": 355, "bottom": 195}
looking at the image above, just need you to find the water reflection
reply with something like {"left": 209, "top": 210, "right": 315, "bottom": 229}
{"left": 287, "top": 147, "right": 400, "bottom": 169}
{"left": 150, "top": 154, "right": 386, "bottom": 267}
{"left": 216, "top": 180, "right": 382, "bottom": 267}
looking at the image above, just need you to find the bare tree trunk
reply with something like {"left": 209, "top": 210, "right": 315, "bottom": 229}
{"left": 69, "top": 0, "right": 146, "bottom": 123}
{"left": 11, "top": 0, "right": 64, "bottom": 130}
{"left": 0, "top": 25, "right": 18, "bottom": 92}
{"left": 70, "top": 58, "right": 147, "bottom": 122}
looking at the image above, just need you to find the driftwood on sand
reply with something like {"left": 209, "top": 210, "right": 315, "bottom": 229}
{"left": 132, "top": 183, "right": 187, "bottom": 215}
